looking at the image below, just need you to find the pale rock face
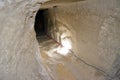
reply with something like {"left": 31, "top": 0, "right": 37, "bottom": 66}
{"left": 0, "top": 0, "right": 52, "bottom": 80}
{"left": 0, "top": 0, "right": 120, "bottom": 80}
{"left": 38, "top": 0, "right": 120, "bottom": 80}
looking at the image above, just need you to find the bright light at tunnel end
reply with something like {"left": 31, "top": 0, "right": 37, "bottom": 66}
{"left": 57, "top": 47, "right": 70, "bottom": 56}
{"left": 57, "top": 39, "right": 72, "bottom": 56}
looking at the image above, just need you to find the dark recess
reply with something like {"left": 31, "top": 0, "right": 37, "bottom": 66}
{"left": 34, "top": 9, "right": 48, "bottom": 37}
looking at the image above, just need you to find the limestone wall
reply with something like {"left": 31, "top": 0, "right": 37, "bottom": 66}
{"left": 0, "top": 0, "right": 52, "bottom": 80}
{"left": 0, "top": 0, "right": 120, "bottom": 80}
{"left": 44, "top": 0, "right": 120, "bottom": 79}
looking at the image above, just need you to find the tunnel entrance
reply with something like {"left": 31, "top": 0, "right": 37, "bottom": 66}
{"left": 34, "top": 9, "right": 48, "bottom": 37}
{"left": 34, "top": 7, "right": 72, "bottom": 56}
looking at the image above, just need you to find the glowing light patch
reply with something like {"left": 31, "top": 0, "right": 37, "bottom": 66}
{"left": 56, "top": 39, "right": 72, "bottom": 56}
{"left": 61, "top": 39, "right": 72, "bottom": 49}
{"left": 57, "top": 47, "right": 69, "bottom": 56}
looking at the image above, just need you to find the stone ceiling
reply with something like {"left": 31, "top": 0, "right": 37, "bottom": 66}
{"left": 40, "top": 0, "right": 84, "bottom": 9}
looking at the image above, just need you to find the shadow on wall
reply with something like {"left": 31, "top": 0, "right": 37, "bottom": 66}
{"left": 106, "top": 54, "right": 120, "bottom": 80}
{"left": 43, "top": 9, "right": 73, "bottom": 47}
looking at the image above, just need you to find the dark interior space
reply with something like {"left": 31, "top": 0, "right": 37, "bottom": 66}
{"left": 34, "top": 9, "right": 48, "bottom": 37}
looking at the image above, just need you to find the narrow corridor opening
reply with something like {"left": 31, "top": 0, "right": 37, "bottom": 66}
{"left": 34, "top": 9, "right": 48, "bottom": 37}
{"left": 34, "top": 7, "right": 72, "bottom": 56}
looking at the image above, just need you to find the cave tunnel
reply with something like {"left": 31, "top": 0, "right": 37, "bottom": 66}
{"left": 1, "top": 0, "right": 120, "bottom": 80}
{"left": 34, "top": 9, "right": 48, "bottom": 37}
{"left": 34, "top": 7, "right": 62, "bottom": 44}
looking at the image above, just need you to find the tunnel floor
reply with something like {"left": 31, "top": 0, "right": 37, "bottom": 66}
{"left": 36, "top": 35, "right": 101, "bottom": 80}
{"left": 37, "top": 35, "right": 78, "bottom": 80}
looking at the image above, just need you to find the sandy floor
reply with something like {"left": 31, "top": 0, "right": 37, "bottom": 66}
{"left": 36, "top": 35, "right": 105, "bottom": 80}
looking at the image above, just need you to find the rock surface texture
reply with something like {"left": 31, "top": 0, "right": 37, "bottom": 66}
{"left": 39, "top": 0, "right": 120, "bottom": 80}
{"left": 0, "top": 0, "right": 120, "bottom": 80}
{"left": 0, "top": 0, "right": 52, "bottom": 80}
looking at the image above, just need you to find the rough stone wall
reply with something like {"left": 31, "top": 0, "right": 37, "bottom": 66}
{"left": 0, "top": 0, "right": 120, "bottom": 80}
{"left": 44, "top": 0, "right": 120, "bottom": 79}
{"left": 44, "top": 9, "right": 75, "bottom": 51}
{"left": 0, "top": 0, "right": 52, "bottom": 80}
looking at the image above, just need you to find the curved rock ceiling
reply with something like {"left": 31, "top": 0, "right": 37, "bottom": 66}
{"left": 0, "top": 0, "right": 120, "bottom": 80}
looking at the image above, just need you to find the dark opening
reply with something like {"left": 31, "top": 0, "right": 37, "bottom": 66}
{"left": 34, "top": 9, "right": 48, "bottom": 37}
